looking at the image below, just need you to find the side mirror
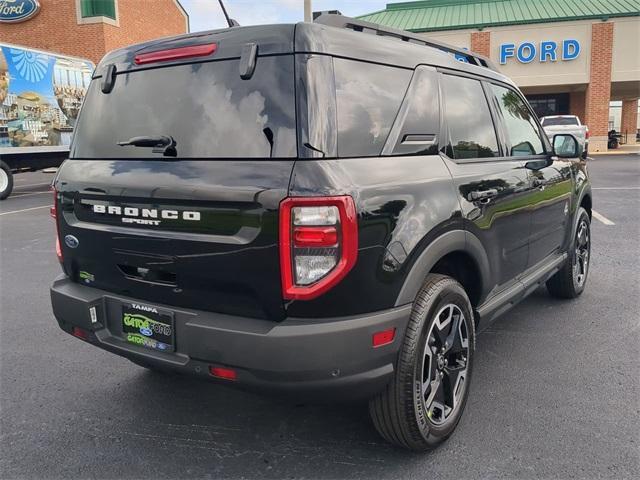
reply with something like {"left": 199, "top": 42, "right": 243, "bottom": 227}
{"left": 553, "top": 134, "right": 582, "bottom": 158}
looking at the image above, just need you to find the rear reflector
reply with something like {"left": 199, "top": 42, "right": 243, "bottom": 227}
{"left": 209, "top": 366, "right": 237, "bottom": 381}
{"left": 372, "top": 328, "right": 396, "bottom": 348}
{"left": 134, "top": 43, "right": 217, "bottom": 65}
{"left": 72, "top": 326, "right": 89, "bottom": 340}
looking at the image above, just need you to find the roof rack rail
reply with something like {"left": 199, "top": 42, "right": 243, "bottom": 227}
{"left": 313, "top": 13, "right": 499, "bottom": 72}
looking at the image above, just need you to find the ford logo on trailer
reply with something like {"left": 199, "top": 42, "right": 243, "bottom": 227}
{"left": 0, "top": 0, "right": 40, "bottom": 23}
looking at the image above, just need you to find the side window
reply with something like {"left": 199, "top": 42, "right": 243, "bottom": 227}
{"left": 490, "top": 84, "right": 545, "bottom": 156}
{"left": 389, "top": 66, "right": 440, "bottom": 156}
{"left": 334, "top": 59, "right": 411, "bottom": 157}
{"left": 442, "top": 75, "right": 500, "bottom": 159}
{"left": 80, "top": 0, "right": 117, "bottom": 20}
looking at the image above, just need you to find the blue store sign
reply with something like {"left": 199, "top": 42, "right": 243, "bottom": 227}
{"left": 0, "top": 0, "right": 40, "bottom": 23}
{"left": 500, "top": 39, "right": 581, "bottom": 64}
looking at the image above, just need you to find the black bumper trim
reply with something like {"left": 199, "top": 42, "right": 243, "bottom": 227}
{"left": 50, "top": 275, "right": 411, "bottom": 400}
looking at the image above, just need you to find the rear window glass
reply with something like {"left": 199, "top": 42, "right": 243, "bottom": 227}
{"left": 334, "top": 59, "right": 411, "bottom": 158}
{"left": 541, "top": 117, "right": 579, "bottom": 126}
{"left": 72, "top": 56, "right": 296, "bottom": 158}
{"left": 442, "top": 75, "right": 499, "bottom": 159}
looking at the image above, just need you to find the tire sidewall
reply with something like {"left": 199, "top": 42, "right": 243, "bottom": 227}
{"left": 410, "top": 282, "right": 475, "bottom": 442}
{"left": 0, "top": 161, "right": 13, "bottom": 200}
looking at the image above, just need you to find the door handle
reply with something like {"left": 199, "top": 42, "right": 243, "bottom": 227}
{"left": 468, "top": 188, "right": 499, "bottom": 202}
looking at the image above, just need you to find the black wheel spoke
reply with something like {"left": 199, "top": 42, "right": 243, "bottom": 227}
{"left": 421, "top": 303, "right": 470, "bottom": 426}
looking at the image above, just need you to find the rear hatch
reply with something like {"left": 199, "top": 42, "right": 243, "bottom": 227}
{"left": 54, "top": 29, "right": 297, "bottom": 320}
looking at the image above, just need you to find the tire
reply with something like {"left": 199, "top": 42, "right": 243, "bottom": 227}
{"left": 546, "top": 207, "right": 591, "bottom": 299}
{"left": 369, "top": 274, "right": 475, "bottom": 451}
{"left": 0, "top": 160, "right": 13, "bottom": 200}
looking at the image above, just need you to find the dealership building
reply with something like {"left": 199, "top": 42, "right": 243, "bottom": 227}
{"left": 0, "top": 0, "right": 189, "bottom": 65}
{"left": 360, "top": 0, "right": 640, "bottom": 151}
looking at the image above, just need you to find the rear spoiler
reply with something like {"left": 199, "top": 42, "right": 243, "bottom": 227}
{"left": 313, "top": 13, "right": 499, "bottom": 72}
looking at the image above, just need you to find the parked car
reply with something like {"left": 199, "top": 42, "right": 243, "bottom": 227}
{"left": 0, "top": 43, "right": 93, "bottom": 199}
{"left": 540, "top": 115, "right": 589, "bottom": 158}
{"left": 49, "top": 14, "right": 592, "bottom": 451}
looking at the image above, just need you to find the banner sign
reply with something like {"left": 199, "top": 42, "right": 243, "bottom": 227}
{"left": 1, "top": 45, "right": 94, "bottom": 148}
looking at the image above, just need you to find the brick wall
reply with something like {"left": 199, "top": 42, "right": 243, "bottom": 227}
{"left": 620, "top": 99, "right": 638, "bottom": 143}
{"left": 0, "top": 0, "right": 187, "bottom": 65}
{"left": 569, "top": 91, "right": 586, "bottom": 123}
{"left": 470, "top": 31, "right": 490, "bottom": 57}
{"left": 585, "top": 22, "right": 614, "bottom": 150}
{"left": 103, "top": 1, "right": 188, "bottom": 54}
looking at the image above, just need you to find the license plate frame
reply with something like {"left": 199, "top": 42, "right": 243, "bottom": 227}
{"left": 121, "top": 303, "right": 175, "bottom": 352}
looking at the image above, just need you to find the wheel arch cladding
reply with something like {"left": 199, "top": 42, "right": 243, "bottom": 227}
{"left": 580, "top": 192, "right": 592, "bottom": 219}
{"left": 395, "top": 230, "right": 490, "bottom": 309}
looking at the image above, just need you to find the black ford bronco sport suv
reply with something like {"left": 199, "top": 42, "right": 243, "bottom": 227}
{"left": 50, "top": 14, "right": 592, "bottom": 450}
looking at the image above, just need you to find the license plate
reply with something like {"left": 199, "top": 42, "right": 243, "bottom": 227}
{"left": 122, "top": 303, "right": 174, "bottom": 352}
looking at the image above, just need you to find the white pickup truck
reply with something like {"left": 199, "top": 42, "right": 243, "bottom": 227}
{"left": 540, "top": 115, "right": 589, "bottom": 158}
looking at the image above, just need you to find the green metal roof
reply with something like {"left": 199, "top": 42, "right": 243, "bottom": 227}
{"left": 358, "top": 0, "right": 640, "bottom": 32}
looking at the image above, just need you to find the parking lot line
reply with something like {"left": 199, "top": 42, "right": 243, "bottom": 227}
{"left": 0, "top": 205, "right": 50, "bottom": 216}
{"left": 13, "top": 182, "right": 52, "bottom": 189}
{"left": 592, "top": 210, "right": 615, "bottom": 226}
{"left": 592, "top": 187, "right": 640, "bottom": 190}
{"left": 8, "top": 191, "right": 51, "bottom": 198}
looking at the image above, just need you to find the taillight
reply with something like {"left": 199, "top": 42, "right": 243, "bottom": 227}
{"left": 50, "top": 187, "right": 62, "bottom": 262}
{"left": 134, "top": 43, "right": 217, "bottom": 65}
{"left": 279, "top": 196, "right": 358, "bottom": 300}
{"left": 585, "top": 128, "right": 590, "bottom": 139}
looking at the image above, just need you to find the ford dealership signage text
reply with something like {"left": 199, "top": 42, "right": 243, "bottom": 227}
{"left": 500, "top": 40, "right": 581, "bottom": 64}
{"left": 0, "top": 0, "right": 40, "bottom": 23}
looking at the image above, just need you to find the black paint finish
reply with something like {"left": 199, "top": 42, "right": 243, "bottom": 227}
{"left": 50, "top": 19, "right": 592, "bottom": 400}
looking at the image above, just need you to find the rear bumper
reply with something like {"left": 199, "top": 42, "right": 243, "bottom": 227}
{"left": 50, "top": 275, "right": 410, "bottom": 400}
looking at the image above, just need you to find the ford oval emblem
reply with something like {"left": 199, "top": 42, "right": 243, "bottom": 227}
{"left": 139, "top": 327, "right": 153, "bottom": 337}
{"left": 64, "top": 235, "right": 79, "bottom": 249}
{"left": 0, "top": 0, "right": 41, "bottom": 23}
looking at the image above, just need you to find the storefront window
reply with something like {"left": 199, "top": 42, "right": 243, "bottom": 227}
{"left": 80, "top": 0, "right": 117, "bottom": 20}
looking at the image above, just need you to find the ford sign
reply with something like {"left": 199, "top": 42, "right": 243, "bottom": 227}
{"left": 0, "top": 0, "right": 40, "bottom": 23}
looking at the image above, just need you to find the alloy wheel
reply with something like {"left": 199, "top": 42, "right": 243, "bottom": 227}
{"left": 573, "top": 219, "right": 590, "bottom": 287}
{"left": 421, "top": 304, "right": 469, "bottom": 425}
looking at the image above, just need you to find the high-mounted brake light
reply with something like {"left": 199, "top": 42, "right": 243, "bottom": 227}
{"left": 279, "top": 196, "right": 358, "bottom": 300}
{"left": 134, "top": 43, "right": 217, "bottom": 65}
{"left": 51, "top": 187, "right": 62, "bottom": 262}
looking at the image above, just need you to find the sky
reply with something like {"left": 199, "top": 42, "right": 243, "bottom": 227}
{"left": 180, "top": 0, "right": 389, "bottom": 32}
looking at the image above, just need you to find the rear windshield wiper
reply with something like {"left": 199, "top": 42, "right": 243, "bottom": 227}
{"left": 117, "top": 135, "right": 177, "bottom": 157}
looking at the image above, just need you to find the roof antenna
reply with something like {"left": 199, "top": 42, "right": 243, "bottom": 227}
{"left": 218, "top": 0, "right": 240, "bottom": 27}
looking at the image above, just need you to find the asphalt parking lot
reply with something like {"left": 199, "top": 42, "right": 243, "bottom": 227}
{"left": 1, "top": 155, "right": 638, "bottom": 479}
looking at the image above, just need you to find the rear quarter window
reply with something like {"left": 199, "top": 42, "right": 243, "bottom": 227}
{"left": 334, "top": 59, "right": 411, "bottom": 158}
